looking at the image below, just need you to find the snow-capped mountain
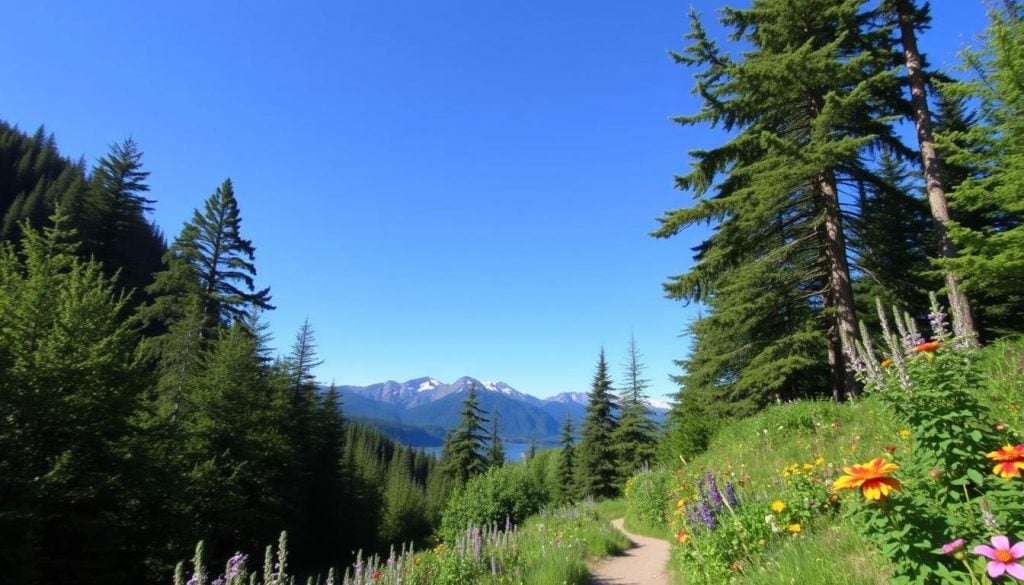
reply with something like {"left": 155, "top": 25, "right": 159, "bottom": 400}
{"left": 329, "top": 377, "right": 670, "bottom": 446}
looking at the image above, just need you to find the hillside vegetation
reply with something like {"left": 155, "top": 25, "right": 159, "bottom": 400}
{"left": 625, "top": 335, "right": 1024, "bottom": 584}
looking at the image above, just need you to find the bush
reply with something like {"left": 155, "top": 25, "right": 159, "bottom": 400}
{"left": 624, "top": 469, "right": 673, "bottom": 530}
{"left": 437, "top": 465, "right": 544, "bottom": 543}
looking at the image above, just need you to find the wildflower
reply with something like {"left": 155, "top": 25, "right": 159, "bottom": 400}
{"left": 884, "top": 445, "right": 897, "bottom": 454}
{"left": 986, "top": 445, "right": 1024, "bottom": 480}
{"left": 832, "top": 458, "right": 901, "bottom": 500}
{"left": 898, "top": 429, "right": 911, "bottom": 440}
{"left": 788, "top": 523, "right": 801, "bottom": 534}
{"left": 675, "top": 529, "right": 689, "bottom": 544}
{"left": 880, "top": 358, "right": 892, "bottom": 368}
{"left": 996, "top": 422, "right": 1009, "bottom": 432}
{"left": 725, "top": 483, "right": 739, "bottom": 507}
{"left": 372, "top": 570, "right": 382, "bottom": 581}
{"left": 942, "top": 538, "right": 965, "bottom": 555}
{"left": 802, "top": 463, "right": 814, "bottom": 472}
{"left": 771, "top": 500, "right": 786, "bottom": 513}
{"left": 973, "top": 536, "right": 1024, "bottom": 580}
{"left": 929, "top": 467, "right": 942, "bottom": 480}
{"left": 815, "top": 456, "right": 825, "bottom": 466}
{"left": 914, "top": 341, "right": 941, "bottom": 353}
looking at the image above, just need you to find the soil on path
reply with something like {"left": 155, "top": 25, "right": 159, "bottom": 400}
{"left": 588, "top": 518, "right": 671, "bottom": 585}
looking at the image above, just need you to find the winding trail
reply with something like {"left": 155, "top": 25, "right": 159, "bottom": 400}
{"left": 588, "top": 518, "right": 671, "bottom": 585}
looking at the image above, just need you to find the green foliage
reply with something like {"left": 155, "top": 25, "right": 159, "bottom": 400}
{"left": 576, "top": 349, "right": 620, "bottom": 499}
{"left": 438, "top": 384, "right": 488, "bottom": 488}
{"left": 0, "top": 211, "right": 145, "bottom": 583}
{"left": 438, "top": 465, "right": 544, "bottom": 544}
{"left": 613, "top": 335, "right": 658, "bottom": 480}
{"left": 938, "top": 3, "right": 1024, "bottom": 317}
{"left": 844, "top": 302, "right": 1024, "bottom": 583}
{"left": 557, "top": 414, "right": 578, "bottom": 502}
{"left": 623, "top": 469, "right": 673, "bottom": 532}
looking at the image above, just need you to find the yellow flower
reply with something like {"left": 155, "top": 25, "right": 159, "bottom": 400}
{"left": 815, "top": 456, "right": 825, "bottom": 466}
{"left": 802, "top": 463, "right": 814, "bottom": 472}
{"left": 788, "top": 523, "right": 801, "bottom": 534}
{"left": 899, "top": 429, "right": 911, "bottom": 440}
{"left": 771, "top": 500, "right": 786, "bottom": 513}
{"left": 676, "top": 498, "right": 686, "bottom": 508}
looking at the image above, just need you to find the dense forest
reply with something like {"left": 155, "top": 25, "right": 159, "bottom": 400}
{"left": 3, "top": 0, "right": 1024, "bottom": 583}
{"left": 0, "top": 119, "right": 661, "bottom": 583}
{"left": 656, "top": 0, "right": 1024, "bottom": 460}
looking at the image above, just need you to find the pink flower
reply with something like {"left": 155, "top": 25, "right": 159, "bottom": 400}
{"left": 973, "top": 536, "right": 1024, "bottom": 580}
{"left": 942, "top": 538, "right": 965, "bottom": 555}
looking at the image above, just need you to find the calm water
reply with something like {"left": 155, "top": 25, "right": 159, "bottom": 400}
{"left": 419, "top": 442, "right": 546, "bottom": 462}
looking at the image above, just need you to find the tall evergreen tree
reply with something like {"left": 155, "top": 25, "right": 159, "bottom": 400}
{"left": 937, "top": 2, "right": 1024, "bottom": 331}
{"left": 556, "top": 414, "right": 577, "bottom": 503}
{"left": 612, "top": 335, "right": 658, "bottom": 479}
{"left": 884, "top": 0, "right": 979, "bottom": 340}
{"left": 654, "top": 1, "right": 906, "bottom": 402}
{"left": 0, "top": 210, "right": 145, "bottom": 585}
{"left": 486, "top": 414, "right": 505, "bottom": 468}
{"left": 158, "top": 179, "right": 272, "bottom": 327}
{"left": 438, "top": 384, "right": 489, "bottom": 487}
{"left": 576, "top": 349, "right": 619, "bottom": 499}
{"left": 87, "top": 138, "right": 165, "bottom": 301}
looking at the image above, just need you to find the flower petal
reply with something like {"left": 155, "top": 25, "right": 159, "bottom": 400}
{"left": 1007, "top": 562, "right": 1024, "bottom": 580}
{"left": 1011, "top": 541, "right": 1024, "bottom": 558}
{"left": 988, "top": 561, "right": 1007, "bottom": 578}
{"left": 994, "top": 536, "right": 1011, "bottom": 550}
{"left": 975, "top": 545, "right": 997, "bottom": 560}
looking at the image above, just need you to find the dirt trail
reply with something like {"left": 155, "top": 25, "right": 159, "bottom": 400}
{"left": 588, "top": 518, "right": 671, "bottom": 585}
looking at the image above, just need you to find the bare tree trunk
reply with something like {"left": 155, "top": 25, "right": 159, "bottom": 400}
{"left": 894, "top": 0, "right": 979, "bottom": 342}
{"left": 818, "top": 171, "right": 861, "bottom": 401}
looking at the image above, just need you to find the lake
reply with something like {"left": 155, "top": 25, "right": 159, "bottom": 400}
{"left": 418, "top": 442, "right": 552, "bottom": 462}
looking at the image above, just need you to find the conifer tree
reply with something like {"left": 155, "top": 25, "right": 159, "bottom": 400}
{"left": 0, "top": 209, "right": 145, "bottom": 584}
{"left": 438, "top": 384, "right": 489, "bottom": 487}
{"left": 486, "top": 414, "right": 505, "bottom": 468}
{"left": 160, "top": 179, "right": 272, "bottom": 327}
{"left": 937, "top": 2, "right": 1024, "bottom": 327}
{"left": 88, "top": 138, "right": 165, "bottom": 299}
{"left": 612, "top": 335, "right": 658, "bottom": 478}
{"left": 576, "top": 349, "right": 619, "bottom": 499}
{"left": 556, "top": 414, "right": 577, "bottom": 503}
{"left": 655, "top": 1, "right": 905, "bottom": 402}
{"left": 884, "top": 0, "right": 979, "bottom": 340}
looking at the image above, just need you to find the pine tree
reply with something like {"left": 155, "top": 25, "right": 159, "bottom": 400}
{"left": 0, "top": 209, "right": 145, "bottom": 584}
{"left": 654, "top": 1, "right": 905, "bottom": 402}
{"left": 486, "top": 414, "right": 505, "bottom": 468}
{"left": 556, "top": 414, "right": 577, "bottom": 503}
{"left": 936, "top": 2, "right": 1024, "bottom": 332}
{"left": 161, "top": 179, "right": 272, "bottom": 327}
{"left": 88, "top": 138, "right": 165, "bottom": 300}
{"left": 576, "top": 349, "right": 619, "bottom": 499}
{"left": 438, "top": 384, "right": 489, "bottom": 487}
{"left": 884, "top": 0, "right": 979, "bottom": 340}
{"left": 612, "top": 335, "right": 658, "bottom": 479}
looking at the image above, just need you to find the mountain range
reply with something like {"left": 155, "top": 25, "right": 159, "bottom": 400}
{"left": 326, "top": 376, "right": 669, "bottom": 447}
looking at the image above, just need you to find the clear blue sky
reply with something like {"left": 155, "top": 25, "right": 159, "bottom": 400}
{"left": 1, "top": 1, "right": 989, "bottom": 400}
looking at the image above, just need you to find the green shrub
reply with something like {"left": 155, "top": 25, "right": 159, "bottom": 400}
{"left": 438, "top": 465, "right": 544, "bottom": 543}
{"left": 624, "top": 469, "right": 673, "bottom": 530}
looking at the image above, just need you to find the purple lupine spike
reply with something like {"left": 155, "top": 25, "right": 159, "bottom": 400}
{"left": 725, "top": 482, "right": 738, "bottom": 507}
{"left": 698, "top": 500, "right": 716, "bottom": 530}
{"left": 706, "top": 472, "right": 723, "bottom": 510}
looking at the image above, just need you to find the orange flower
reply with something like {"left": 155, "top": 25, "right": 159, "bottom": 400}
{"left": 880, "top": 358, "right": 892, "bottom": 368}
{"left": 833, "top": 458, "right": 901, "bottom": 500}
{"left": 675, "top": 529, "right": 689, "bottom": 544}
{"left": 914, "top": 341, "right": 941, "bottom": 353}
{"left": 987, "top": 445, "right": 1024, "bottom": 479}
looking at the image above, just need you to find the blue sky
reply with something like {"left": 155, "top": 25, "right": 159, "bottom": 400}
{"left": 1, "top": 1, "right": 989, "bottom": 400}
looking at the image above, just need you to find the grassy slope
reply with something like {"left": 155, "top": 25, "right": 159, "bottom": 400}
{"left": 621, "top": 337, "right": 1024, "bottom": 584}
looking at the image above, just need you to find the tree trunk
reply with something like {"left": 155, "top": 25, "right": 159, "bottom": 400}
{"left": 894, "top": 0, "right": 979, "bottom": 342}
{"left": 818, "top": 170, "right": 860, "bottom": 401}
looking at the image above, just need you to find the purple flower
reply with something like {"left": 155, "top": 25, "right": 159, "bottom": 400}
{"left": 705, "top": 472, "right": 723, "bottom": 510}
{"left": 725, "top": 482, "right": 738, "bottom": 507}
{"left": 941, "top": 538, "right": 965, "bottom": 555}
{"left": 698, "top": 500, "right": 716, "bottom": 530}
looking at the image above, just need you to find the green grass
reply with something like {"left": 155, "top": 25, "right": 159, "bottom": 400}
{"left": 592, "top": 497, "right": 627, "bottom": 521}
{"left": 514, "top": 504, "right": 630, "bottom": 585}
